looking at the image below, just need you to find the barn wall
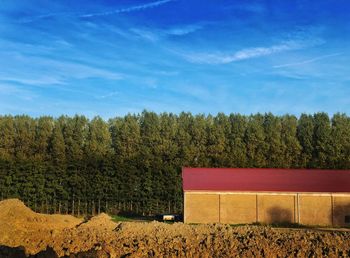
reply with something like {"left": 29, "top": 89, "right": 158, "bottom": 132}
{"left": 333, "top": 196, "right": 350, "bottom": 227}
{"left": 257, "top": 194, "right": 295, "bottom": 224}
{"left": 184, "top": 191, "right": 350, "bottom": 226}
{"left": 220, "top": 194, "right": 256, "bottom": 224}
{"left": 299, "top": 195, "right": 332, "bottom": 226}
{"left": 184, "top": 192, "right": 219, "bottom": 223}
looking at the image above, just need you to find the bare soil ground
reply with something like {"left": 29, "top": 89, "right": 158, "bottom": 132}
{"left": 1, "top": 199, "right": 350, "bottom": 257}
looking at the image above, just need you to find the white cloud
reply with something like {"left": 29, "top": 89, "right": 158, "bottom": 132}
{"left": 95, "top": 91, "right": 119, "bottom": 99}
{"left": 129, "top": 23, "right": 202, "bottom": 42}
{"left": 79, "top": 0, "right": 173, "bottom": 18}
{"left": 0, "top": 54, "right": 123, "bottom": 87}
{"left": 181, "top": 38, "right": 324, "bottom": 64}
{"left": 130, "top": 28, "right": 159, "bottom": 42}
{"left": 165, "top": 24, "right": 202, "bottom": 36}
{"left": 19, "top": 12, "right": 73, "bottom": 24}
{"left": 19, "top": 0, "right": 174, "bottom": 23}
{"left": 1, "top": 76, "right": 66, "bottom": 86}
{"left": 0, "top": 83, "right": 37, "bottom": 100}
{"left": 224, "top": 3, "right": 266, "bottom": 14}
{"left": 273, "top": 53, "right": 341, "bottom": 68}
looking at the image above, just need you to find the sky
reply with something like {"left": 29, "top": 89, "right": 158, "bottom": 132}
{"left": 0, "top": 0, "right": 349, "bottom": 118}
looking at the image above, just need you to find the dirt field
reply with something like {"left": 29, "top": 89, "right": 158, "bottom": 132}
{"left": 1, "top": 199, "right": 350, "bottom": 257}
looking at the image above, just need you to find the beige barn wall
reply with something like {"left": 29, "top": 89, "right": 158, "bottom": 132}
{"left": 333, "top": 196, "right": 350, "bottom": 227}
{"left": 184, "top": 191, "right": 350, "bottom": 226}
{"left": 299, "top": 195, "right": 332, "bottom": 226}
{"left": 220, "top": 194, "right": 256, "bottom": 224}
{"left": 184, "top": 192, "right": 219, "bottom": 223}
{"left": 257, "top": 194, "right": 296, "bottom": 223}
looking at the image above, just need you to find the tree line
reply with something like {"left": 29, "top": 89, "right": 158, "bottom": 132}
{"left": 0, "top": 111, "right": 349, "bottom": 215}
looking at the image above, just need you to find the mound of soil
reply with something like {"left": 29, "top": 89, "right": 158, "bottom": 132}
{"left": 0, "top": 199, "right": 81, "bottom": 230}
{"left": 1, "top": 199, "right": 350, "bottom": 257}
{"left": 79, "top": 213, "right": 117, "bottom": 231}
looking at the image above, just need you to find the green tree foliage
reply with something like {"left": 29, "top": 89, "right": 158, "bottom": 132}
{"left": 0, "top": 112, "right": 349, "bottom": 215}
{"left": 280, "top": 115, "right": 301, "bottom": 168}
{"left": 312, "top": 113, "right": 332, "bottom": 168}
{"left": 85, "top": 116, "right": 112, "bottom": 160}
{"left": 228, "top": 114, "right": 247, "bottom": 167}
{"left": 14, "top": 115, "right": 36, "bottom": 160}
{"left": 207, "top": 113, "right": 229, "bottom": 167}
{"left": 330, "top": 113, "right": 350, "bottom": 169}
{"left": 35, "top": 116, "right": 54, "bottom": 161}
{"left": 191, "top": 114, "right": 209, "bottom": 167}
{"left": 297, "top": 114, "right": 314, "bottom": 168}
{"left": 62, "top": 115, "right": 88, "bottom": 162}
{"left": 176, "top": 112, "right": 194, "bottom": 167}
{"left": 263, "top": 113, "right": 283, "bottom": 167}
{"left": 50, "top": 119, "right": 66, "bottom": 166}
{"left": 0, "top": 116, "right": 15, "bottom": 161}
{"left": 245, "top": 114, "right": 267, "bottom": 167}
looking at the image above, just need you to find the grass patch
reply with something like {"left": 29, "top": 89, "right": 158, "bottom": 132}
{"left": 111, "top": 213, "right": 156, "bottom": 222}
{"left": 111, "top": 215, "right": 134, "bottom": 222}
{"left": 228, "top": 222, "right": 307, "bottom": 229}
{"left": 269, "top": 222, "right": 305, "bottom": 228}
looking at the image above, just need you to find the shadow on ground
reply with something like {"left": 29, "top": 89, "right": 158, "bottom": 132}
{"left": 0, "top": 245, "right": 104, "bottom": 258}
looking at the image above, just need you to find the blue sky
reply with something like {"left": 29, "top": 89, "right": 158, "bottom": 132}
{"left": 0, "top": 0, "right": 349, "bottom": 118}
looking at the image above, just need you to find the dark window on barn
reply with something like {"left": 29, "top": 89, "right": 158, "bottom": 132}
{"left": 345, "top": 216, "right": 350, "bottom": 224}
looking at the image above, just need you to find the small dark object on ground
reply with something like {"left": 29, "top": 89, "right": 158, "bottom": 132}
{"left": 155, "top": 214, "right": 183, "bottom": 222}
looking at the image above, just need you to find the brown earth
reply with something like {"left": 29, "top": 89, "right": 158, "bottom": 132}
{"left": 1, "top": 199, "right": 350, "bottom": 257}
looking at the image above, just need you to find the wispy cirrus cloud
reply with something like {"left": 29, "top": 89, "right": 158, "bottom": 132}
{"left": 165, "top": 24, "right": 202, "bottom": 36}
{"left": 273, "top": 53, "right": 342, "bottom": 68}
{"left": 1, "top": 76, "right": 66, "bottom": 86}
{"left": 127, "top": 23, "right": 203, "bottom": 42}
{"left": 80, "top": 0, "right": 173, "bottom": 18}
{"left": 95, "top": 91, "right": 119, "bottom": 99}
{"left": 0, "top": 83, "right": 37, "bottom": 100}
{"left": 0, "top": 54, "right": 123, "bottom": 87}
{"left": 223, "top": 3, "right": 266, "bottom": 14}
{"left": 180, "top": 37, "right": 324, "bottom": 64}
{"left": 130, "top": 28, "right": 159, "bottom": 42}
{"left": 19, "top": 0, "right": 174, "bottom": 23}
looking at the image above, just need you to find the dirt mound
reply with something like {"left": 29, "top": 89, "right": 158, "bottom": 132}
{"left": 0, "top": 199, "right": 81, "bottom": 231}
{"left": 1, "top": 199, "right": 350, "bottom": 257}
{"left": 0, "top": 199, "right": 82, "bottom": 252}
{"left": 79, "top": 212, "right": 117, "bottom": 231}
{"left": 0, "top": 199, "right": 34, "bottom": 216}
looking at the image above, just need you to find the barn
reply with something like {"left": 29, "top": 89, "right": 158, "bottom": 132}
{"left": 182, "top": 168, "right": 350, "bottom": 226}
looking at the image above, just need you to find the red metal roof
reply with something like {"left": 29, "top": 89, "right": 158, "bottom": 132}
{"left": 182, "top": 168, "right": 350, "bottom": 193}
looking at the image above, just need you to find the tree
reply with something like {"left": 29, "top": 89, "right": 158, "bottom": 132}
{"left": 228, "top": 114, "right": 247, "bottom": 167}
{"left": 207, "top": 113, "right": 229, "bottom": 167}
{"left": 62, "top": 115, "right": 88, "bottom": 162}
{"left": 13, "top": 115, "right": 36, "bottom": 160}
{"left": 263, "top": 113, "right": 283, "bottom": 167}
{"left": 245, "top": 114, "right": 267, "bottom": 167}
{"left": 330, "top": 113, "right": 350, "bottom": 168}
{"left": 281, "top": 115, "right": 301, "bottom": 168}
{"left": 176, "top": 112, "right": 194, "bottom": 167}
{"left": 312, "top": 113, "right": 331, "bottom": 168}
{"left": 297, "top": 114, "right": 314, "bottom": 168}
{"left": 140, "top": 111, "right": 162, "bottom": 209}
{"left": 110, "top": 114, "right": 141, "bottom": 165}
{"left": 35, "top": 116, "right": 54, "bottom": 161}
{"left": 190, "top": 114, "right": 209, "bottom": 167}
{"left": 158, "top": 113, "right": 180, "bottom": 203}
{"left": 109, "top": 114, "right": 141, "bottom": 203}
{"left": 85, "top": 116, "right": 112, "bottom": 161}
{"left": 50, "top": 118, "right": 66, "bottom": 166}
{"left": 0, "top": 116, "right": 15, "bottom": 161}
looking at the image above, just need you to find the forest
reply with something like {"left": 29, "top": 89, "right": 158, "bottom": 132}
{"left": 0, "top": 111, "right": 349, "bottom": 215}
